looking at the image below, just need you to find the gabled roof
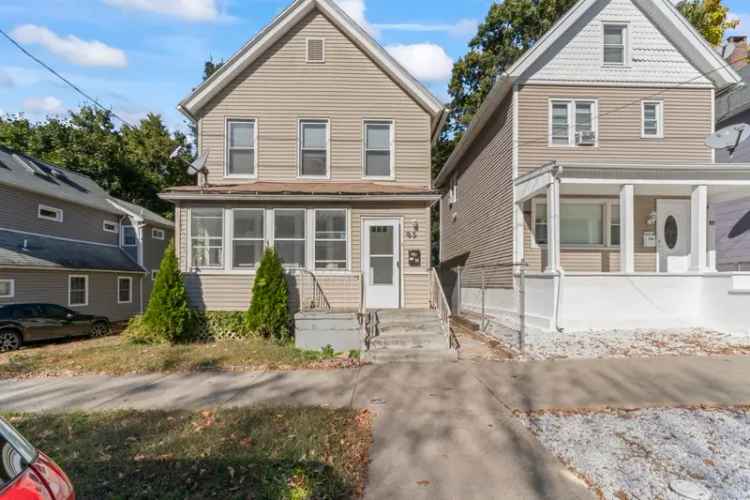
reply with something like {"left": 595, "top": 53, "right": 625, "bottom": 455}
{"left": 0, "top": 146, "right": 174, "bottom": 229}
{"left": 178, "top": 0, "right": 445, "bottom": 124}
{"left": 435, "top": 0, "right": 743, "bottom": 187}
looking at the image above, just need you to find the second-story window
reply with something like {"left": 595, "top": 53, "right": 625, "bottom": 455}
{"left": 299, "top": 120, "right": 329, "bottom": 177}
{"left": 550, "top": 100, "right": 597, "bottom": 147}
{"left": 122, "top": 225, "right": 137, "bottom": 247}
{"left": 38, "top": 204, "right": 63, "bottom": 223}
{"left": 226, "top": 119, "right": 256, "bottom": 177}
{"left": 364, "top": 121, "right": 393, "bottom": 178}
{"left": 603, "top": 24, "right": 627, "bottom": 65}
{"left": 642, "top": 101, "right": 664, "bottom": 138}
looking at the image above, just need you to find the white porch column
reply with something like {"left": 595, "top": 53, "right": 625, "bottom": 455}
{"left": 690, "top": 185, "right": 709, "bottom": 272}
{"left": 545, "top": 179, "right": 561, "bottom": 273}
{"left": 619, "top": 184, "right": 635, "bottom": 273}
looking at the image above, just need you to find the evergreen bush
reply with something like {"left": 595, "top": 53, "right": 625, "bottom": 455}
{"left": 246, "top": 248, "right": 290, "bottom": 342}
{"left": 132, "top": 240, "right": 195, "bottom": 344}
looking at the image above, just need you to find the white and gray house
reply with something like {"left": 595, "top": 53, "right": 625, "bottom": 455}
{"left": 0, "top": 146, "right": 174, "bottom": 322}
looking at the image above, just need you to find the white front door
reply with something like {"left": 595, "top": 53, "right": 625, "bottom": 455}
{"left": 657, "top": 199, "right": 691, "bottom": 272}
{"left": 363, "top": 219, "right": 400, "bottom": 309}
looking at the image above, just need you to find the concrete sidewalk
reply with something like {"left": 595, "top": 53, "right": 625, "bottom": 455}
{"left": 4, "top": 355, "right": 750, "bottom": 499}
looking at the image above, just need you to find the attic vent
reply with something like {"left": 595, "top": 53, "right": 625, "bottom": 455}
{"left": 306, "top": 38, "right": 325, "bottom": 63}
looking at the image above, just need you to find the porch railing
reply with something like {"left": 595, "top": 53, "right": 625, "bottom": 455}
{"left": 430, "top": 267, "right": 455, "bottom": 347}
{"left": 292, "top": 269, "right": 332, "bottom": 312}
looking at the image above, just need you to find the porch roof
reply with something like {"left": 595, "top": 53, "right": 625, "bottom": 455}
{"left": 515, "top": 161, "right": 750, "bottom": 202}
{"left": 160, "top": 181, "right": 440, "bottom": 202}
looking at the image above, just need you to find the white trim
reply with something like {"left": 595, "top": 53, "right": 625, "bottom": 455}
{"left": 297, "top": 119, "right": 331, "bottom": 179}
{"left": 224, "top": 118, "right": 258, "bottom": 179}
{"left": 0, "top": 227, "right": 119, "bottom": 248}
{"left": 548, "top": 98, "right": 599, "bottom": 148}
{"left": 305, "top": 37, "right": 326, "bottom": 63}
{"left": 641, "top": 100, "right": 664, "bottom": 139}
{"left": 37, "top": 204, "right": 63, "bottom": 223}
{"left": 151, "top": 270, "right": 158, "bottom": 280}
{"left": 449, "top": 175, "right": 458, "bottom": 204}
{"left": 711, "top": 87, "right": 716, "bottom": 164}
{"left": 161, "top": 193, "right": 441, "bottom": 202}
{"left": 152, "top": 227, "right": 166, "bottom": 240}
{"left": 313, "top": 208, "right": 349, "bottom": 271}
{"left": 121, "top": 225, "right": 137, "bottom": 247}
{"left": 361, "top": 217, "right": 402, "bottom": 309}
{"left": 68, "top": 274, "right": 89, "bottom": 307}
{"left": 0, "top": 279, "right": 14, "bottom": 299}
{"left": 362, "top": 119, "right": 396, "bottom": 180}
{"left": 117, "top": 276, "right": 133, "bottom": 304}
{"left": 601, "top": 22, "right": 630, "bottom": 67}
{"left": 103, "top": 221, "right": 119, "bottom": 233}
{"left": 177, "top": 0, "right": 443, "bottom": 119}
{"left": 0, "top": 265, "right": 143, "bottom": 274}
{"left": 512, "top": 80, "right": 716, "bottom": 89}
{"left": 188, "top": 207, "right": 225, "bottom": 270}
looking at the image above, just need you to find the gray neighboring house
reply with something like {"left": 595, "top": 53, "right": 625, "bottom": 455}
{"left": 715, "top": 35, "right": 750, "bottom": 270}
{"left": 0, "top": 146, "right": 174, "bottom": 321}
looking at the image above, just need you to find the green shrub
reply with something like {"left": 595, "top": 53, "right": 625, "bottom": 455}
{"left": 137, "top": 240, "right": 195, "bottom": 344}
{"left": 246, "top": 248, "right": 290, "bottom": 342}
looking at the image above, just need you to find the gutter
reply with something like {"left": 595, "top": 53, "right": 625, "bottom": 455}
{"left": 159, "top": 193, "right": 442, "bottom": 202}
{"left": 431, "top": 107, "right": 450, "bottom": 146}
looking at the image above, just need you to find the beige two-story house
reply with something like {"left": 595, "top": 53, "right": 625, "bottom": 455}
{"left": 160, "top": 0, "right": 446, "bottom": 321}
{"left": 436, "top": 0, "right": 750, "bottom": 335}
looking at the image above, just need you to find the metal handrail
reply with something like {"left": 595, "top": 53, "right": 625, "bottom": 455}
{"left": 430, "top": 267, "right": 453, "bottom": 346}
{"left": 292, "top": 268, "right": 332, "bottom": 311}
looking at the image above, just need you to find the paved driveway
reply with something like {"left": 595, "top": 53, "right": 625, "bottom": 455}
{"left": 5, "top": 355, "right": 750, "bottom": 499}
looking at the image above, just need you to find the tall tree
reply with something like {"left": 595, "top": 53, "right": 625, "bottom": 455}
{"left": 187, "top": 57, "right": 226, "bottom": 139}
{"left": 677, "top": 0, "right": 739, "bottom": 46}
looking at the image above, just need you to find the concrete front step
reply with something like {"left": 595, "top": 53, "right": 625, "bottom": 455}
{"left": 376, "top": 310, "right": 439, "bottom": 325}
{"left": 378, "top": 321, "right": 443, "bottom": 335}
{"left": 296, "top": 318, "right": 361, "bottom": 331}
{"left": 362, "top": 348, "right": 458, "bottom": 364}
{"left": 370, "top": 333, "right": 448, "bottom": 350}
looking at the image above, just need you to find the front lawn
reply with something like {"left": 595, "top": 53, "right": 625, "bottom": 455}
{"left": 4, "top": 407, "right": 372, "bottom": 499}
{"left": 0, "top": 335, "right": 358, "bottom": 379}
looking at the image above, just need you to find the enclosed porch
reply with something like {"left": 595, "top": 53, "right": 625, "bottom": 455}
{"left": 514, "top": 162, "right": 750, "bottom": 334}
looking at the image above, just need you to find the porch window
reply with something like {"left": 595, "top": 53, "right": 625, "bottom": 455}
{"left": 610, "top": 204, "right": 621, "bottom": 246}
{"left": 274, "top": 209, "right": 306, "bottom": 267}
{"left": 550, "top": 100, "right": 597, "bottom": 146}
{"left": 642, "top": 101, "right": 663, "bottom": 138}
{"left": 233, "top": 209, "right": 264, "bottom": 269}
{"left": 190, "top": 208, "right": 224, "bottom": 268}
{"left": 299, "top": 120, "right": 328, "bottom": 177}
{"left": 364, "top": 121, "right": 393, "bottom": 178}
{"left": 315, "top": 209, "right": 347, "bottom": 270}
{"left": 603, "top": 24, "right": 627, "bottom": 65}
{"left": 226, "top": 119, "right": 256, "bottom": 177}
{"left": 534, "top": 201, "right": 605, "bottom": 246}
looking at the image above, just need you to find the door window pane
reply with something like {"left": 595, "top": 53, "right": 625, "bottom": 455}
{"left": 227, "top": 120, "right": 255, "bottom": 176}
{"left": 191, "top": 208, "right": 224, "bottom": 268}
{"left": 233, "top": 209, "right": 264, "bottom": 269}
{"left": 300, "top": 121, "right": 328, "bottom": 176}
{"left": 371, "top": 256, "right": 393, "bottom": 285}
{"left": 315, "top": 210, "right": 347, "bottom": 270}
{"left": 274, "top": 210, "right": 305, "bottom": 267}
{"left": 369, "top": 226, "right": 394, "bottom": 255}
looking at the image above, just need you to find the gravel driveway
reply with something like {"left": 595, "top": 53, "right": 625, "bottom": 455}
{"left": 518, "top": 406, "right": 750, "bottom": 500}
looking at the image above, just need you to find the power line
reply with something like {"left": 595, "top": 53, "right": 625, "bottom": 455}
{"left": 0, "top": 27, "right": 137, "bottom": 128}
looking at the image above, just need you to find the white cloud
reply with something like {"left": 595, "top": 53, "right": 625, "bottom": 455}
{"left": 386, "top": 43, "right": 453, "bottom": 82}
{"left": 103, "top": 0, "right": 221, "bottom": 22}
{"left": 727, "top": 12, "right": 750, "bottom": 37}
{"left": 23, "top": 96, "right": 65, "bottom": 114}
{"left": 374, "top": 18, "right": 479, "bottom": 38}
{"left": 335, "top": 0, "right": 379, "bottom": 37}
{"left": 11, "top": 25, "right": 127, "bottom": 68}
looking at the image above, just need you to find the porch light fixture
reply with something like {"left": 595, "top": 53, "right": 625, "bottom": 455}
{"left": 647, "top": 210, "right": 657, "bottom": 226}
{"left": 406, "top": 220, "right": 419, "bottom": 239}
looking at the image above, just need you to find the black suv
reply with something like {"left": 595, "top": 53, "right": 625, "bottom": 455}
{"left": 0, "top": 304, "right": 110, "bottom": 352}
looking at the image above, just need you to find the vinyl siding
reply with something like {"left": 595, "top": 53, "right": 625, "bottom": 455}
{"left": 517, "top": 85, "right": 713, "bottom": 175}
{"left": 176, "top": 201, "right": 431, "bottom": 311}
{"left": 0, "top": 184, "right": 121, "bottom": 246}
{"left": 199, "top": 10, "right": 432, "bottom": 186}
{"left": 439, "top": 93, "right": 515, "bottom": 289}
{"left": 0, "top": 270, "right": 141, "bottom": 322}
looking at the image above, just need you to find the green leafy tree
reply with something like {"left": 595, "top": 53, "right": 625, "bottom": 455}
{"left": 677, "top": 0, "right": 739, "bottom": 46}
{"left": 246, "top": 248, "right": 290, "bottom": 342}
{"left": 187, "top": 57, "right": 225, "bottom": 138}
{"left": 135, "top": 240, "right": 195, "bottom": 343}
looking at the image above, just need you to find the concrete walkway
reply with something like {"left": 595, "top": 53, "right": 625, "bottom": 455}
{"left": 4, "top": 355, "right": 750, "bottom": 499}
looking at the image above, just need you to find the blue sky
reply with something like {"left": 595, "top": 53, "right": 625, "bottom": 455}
{"left": 0, "top": 0, "right": 747, "bottom": 135}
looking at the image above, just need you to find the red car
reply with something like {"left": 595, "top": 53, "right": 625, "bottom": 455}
{"left": 0, "top": 418, "right": 74, "bottom": 500}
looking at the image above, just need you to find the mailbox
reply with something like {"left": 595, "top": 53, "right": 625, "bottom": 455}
{"left": 408, "top": 250, "right": 421, "bottom": 267}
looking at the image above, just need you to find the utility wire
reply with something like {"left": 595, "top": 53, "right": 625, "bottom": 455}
{"left": 0, "top": 27, "right": 137, "bottom": 128}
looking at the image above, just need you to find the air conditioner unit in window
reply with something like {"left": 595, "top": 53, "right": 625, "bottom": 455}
{"left": 576, "top": 131, "right": 597, "bottom": 145}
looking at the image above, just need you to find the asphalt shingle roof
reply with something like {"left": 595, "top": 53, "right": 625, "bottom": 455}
{"left": 0, "top": 230, "right": 144, "bottom": 273}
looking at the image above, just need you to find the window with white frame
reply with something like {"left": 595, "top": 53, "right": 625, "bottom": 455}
{"left": 103, "top": 221, "right": 118, "bottom": 233}
{"left": 226, "top": 119, "right": 256, "bottom": 177}
{"left": 152, "top": 227, "right": 165, "bottom": 240}
{"left": 364, "top": 121, "right": 393, "bottom": 178}
{"left": 122, "top": 225, "right": 137, "bottom": 247}
{"left": 151, "top": 270, "right": 158, "bottom": 281}
{"left": 190, "top": 208, "right": 224, "bottom": 268}
{"left": 0, "top": 279, "right": 14, "bottom": 298}
{"left": 299, "top": 120, "right": 328, "bottom": 177}
{"left": 232, "top": 209, "right": 264, "bottom": 269}
{"left": 117, "top": 277, "right": 133, "bottom": 304}
{"left": 603, "top": 24, "right": 627, "bottom": 65}
{"left": 610, "top": 204, "right": 621, "bottom": 246}
{"left": 550, "top": 100, "right": 597, "bottom": 146}
{"left": 449, "top": 175, "right": 458, "bottom": 205}
{"left": 274, "top": 209, "right": 306, "bottom": 267}
{"left": 534, "top": 201, "right": 607, "bottom": 246}
{"left": 642, "top": 101, "right": 664, "bottom": 138}
{"left": 68, "top": 275, "right": 88, "bottom": 307}
{"left": 315, "top": 209, "right": 347, "bottom": 270}
{"left": 38, "top": 204, "right": 63, "bottom": 222}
